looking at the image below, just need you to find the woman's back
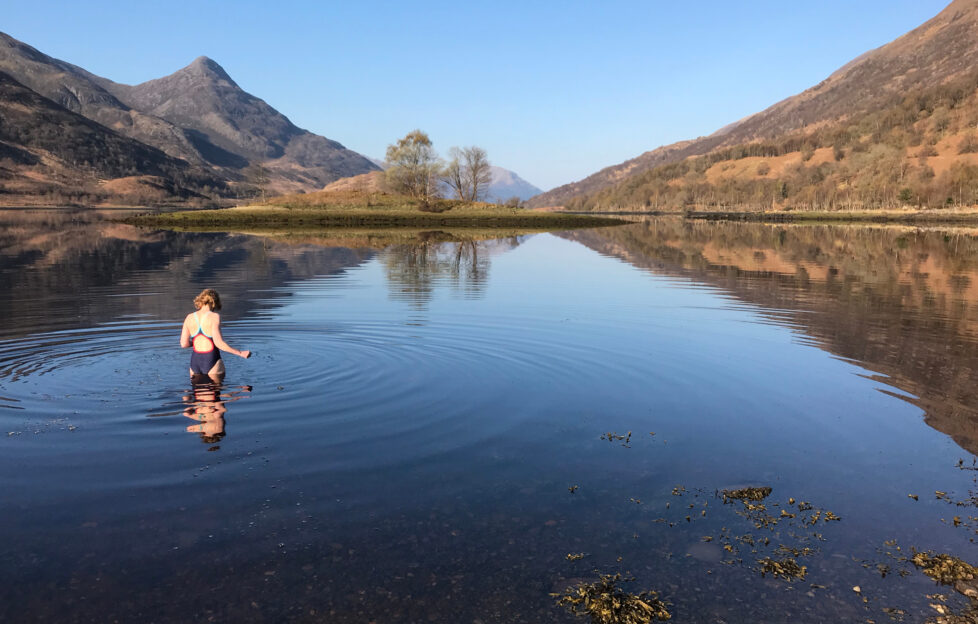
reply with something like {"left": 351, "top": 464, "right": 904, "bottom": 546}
{"left": 181, "top": 289, "right": 249, "bottom": 380}
{"left": 186, "top": 310, "right": 220, "bottom": 348}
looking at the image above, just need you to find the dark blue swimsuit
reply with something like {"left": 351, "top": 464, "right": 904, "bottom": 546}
{"left": 189, "top": 312, "right": 221, "bottom": 375}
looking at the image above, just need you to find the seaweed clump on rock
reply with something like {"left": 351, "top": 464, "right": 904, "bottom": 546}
{"left": 554, "top": 572, "right": 671, "bottom": 623}
{"left": 912, "top": 552, "right": 978, "bottom": 585}
{"left": 721, "top": 486, "right": 773, "bottom": 503}
{"left": 757, "top": 556, "right": 808, "bottom": 580}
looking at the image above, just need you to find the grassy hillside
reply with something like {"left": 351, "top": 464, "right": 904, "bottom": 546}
{"left": 125, "top": 189, "right": 625, "bottom": 229}
{"left": 567, "top": 70, "right": 978, "bottom": 213}
{"left": 529, "top": 0, "right": 978, "bottom": 211}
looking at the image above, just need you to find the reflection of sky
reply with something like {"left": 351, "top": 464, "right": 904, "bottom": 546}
{"left": 3, "top": 226, "right": 976, "bottom": 622}
{"left": 261, "top": 233, "right": 937, "bottom": 475}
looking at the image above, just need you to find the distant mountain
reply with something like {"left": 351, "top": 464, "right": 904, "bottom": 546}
{"left": 0, "top": 31, "right": 377, "bottom": 204}
{"left": 436, "top": 165, "right": 542, "bottom": 202}
{"left": 346, "top": 161, "right": 541, "bottom": 203}
{"left": 527, "top": 0, "right": 978, "bottom": 209}
{"left": 486, "top": 166, "right": 541, "bottom": 202}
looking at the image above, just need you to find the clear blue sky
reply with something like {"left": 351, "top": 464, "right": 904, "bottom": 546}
{"left": 3, "top": 1, "right": 952, "bottom": 190}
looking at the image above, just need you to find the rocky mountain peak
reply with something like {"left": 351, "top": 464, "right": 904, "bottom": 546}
{"left": 180, "top": 55, "right": 237, "bottom": 86}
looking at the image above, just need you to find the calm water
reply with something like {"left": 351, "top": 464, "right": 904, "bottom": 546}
{"left": 3, "top": 210, "right": 978, "bottom": 622}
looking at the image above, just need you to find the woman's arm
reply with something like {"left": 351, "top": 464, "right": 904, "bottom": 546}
{"left": 210, "top": 315, "right": 251, "bottom": 359}
{"left": 180, "top": 316, "right": 191, "bottom": 348}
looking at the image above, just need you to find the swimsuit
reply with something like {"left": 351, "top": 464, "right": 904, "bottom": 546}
{"left": 189, "top": 311, "right": 221, "bottom": 375}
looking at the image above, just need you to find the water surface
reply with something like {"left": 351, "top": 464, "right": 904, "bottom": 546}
{"left": 2, "top": 211, "right": 978, "bottom": 622}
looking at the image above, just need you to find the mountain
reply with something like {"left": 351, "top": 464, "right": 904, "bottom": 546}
{"left": 527, "top": 0, "right": 978, "bottom": 209}
{"left": 0, "top": 32, "right": 209, "bottom": 166}
{"left": 486, "top": 166, "right": 541, "bottom": 202}
{"left": 96, "top": 56, "right": 379, "bottom": 191}
{"left": 0, "top": 70, "right": 219, "bottom": 204}
{"left": 0, "top": 31, "right": 378, "bottom": 203}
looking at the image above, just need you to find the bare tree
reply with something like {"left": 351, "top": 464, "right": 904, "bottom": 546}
{"left": 441, "top": 146, "right": 492, "bottom": 201}
{"left": 464, "top": 146, "right": 492, "bottom": 202}
{"left": 443, "top": 147, "right": 466, "bottom": 201}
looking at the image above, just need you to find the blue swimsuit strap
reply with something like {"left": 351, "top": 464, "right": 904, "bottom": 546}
{"left": 192, "top": 311, "right": 213, "bottom": 339}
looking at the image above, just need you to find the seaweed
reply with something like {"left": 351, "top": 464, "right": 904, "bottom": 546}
{"left": 912, "top": 552, "right": 978, "bottom": 586}
{"left": 554, "top": 573, "right": 671, "bottom": 623}
{"left": 601, "top": 431, "right": 633, "bottom": 447}
{"left": 721, "top": 486, "right": 773, "bottom": 503}
{"left": 757, "top": 556, "right": 808, "bottom": 581}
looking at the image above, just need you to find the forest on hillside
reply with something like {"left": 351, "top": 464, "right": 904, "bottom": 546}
{"left": 568, "top": 70, "right": 978, "bottom": 212}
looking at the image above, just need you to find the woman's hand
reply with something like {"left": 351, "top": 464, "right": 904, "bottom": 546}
{"left": 240, "top": 350, "right": 252, "bottom": 359}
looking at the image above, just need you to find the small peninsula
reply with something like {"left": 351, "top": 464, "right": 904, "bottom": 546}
{"left": 123, "top": 190, "right": 626, "bottom": 229}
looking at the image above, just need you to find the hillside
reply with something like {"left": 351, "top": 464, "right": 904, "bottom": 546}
{"left": 322, "top": 171, "right": 386, "bottom": 193}
{"left": 566, "top": 67, "right": 978, "bottom": 211}
{"left": 527, "top": 0, "right": 978, "bottom": 209}
{"left": 0, "top": 31, "right": 377, "bottom": 204}
{"left": 0, "top": 32, "right": 216, "bottom": 167}
{"left": 97, "top": 56, "right": 379, "bottom": 191}
{"left": 0, "top": 71, "right": 220, "bottom": 204}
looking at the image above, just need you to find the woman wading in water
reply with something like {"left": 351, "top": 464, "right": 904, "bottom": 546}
{"left": 180, "top": 289, "right": 251, "bottom": 381}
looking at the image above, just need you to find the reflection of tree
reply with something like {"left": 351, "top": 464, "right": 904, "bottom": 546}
{"left": 561, "top": 219, "right": 978, "bottom": 455}
{"left": 382, "top": 235, "right": 522, "bottom": 309}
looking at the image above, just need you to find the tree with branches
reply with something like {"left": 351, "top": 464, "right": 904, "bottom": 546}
{"left": 443, "top": 146, "right": 492, "bottom": 201}
{"left": 385, "top": 130, "right": 442, "bottom": 204}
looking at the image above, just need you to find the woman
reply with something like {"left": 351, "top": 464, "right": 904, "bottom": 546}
{"left": 180, "top": 289, "right": 251, "bottom": 380}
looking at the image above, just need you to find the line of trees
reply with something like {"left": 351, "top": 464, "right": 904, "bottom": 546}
{"left": 384, "top": 130, "right": 493, "bottom": 204}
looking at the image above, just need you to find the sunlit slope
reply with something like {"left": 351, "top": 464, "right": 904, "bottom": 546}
{"left": 527, "top": 0, "right": 978, "bottom": 210}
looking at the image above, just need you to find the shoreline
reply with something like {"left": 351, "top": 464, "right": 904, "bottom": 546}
{"left": 550, "top": 208, "right": 978, "bottom": 224}
{"left": 683, "top": 209, "right": 978, "bottom": 224}
{"left": 121, "top": 201, "right": 627, "bottom": 230}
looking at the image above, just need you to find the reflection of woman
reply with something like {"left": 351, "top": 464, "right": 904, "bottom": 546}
{"left": 182, "top": 380, "right": 252, "bottom": 444}
{"left": 184, "top": 381, "right": 228, "bottom": 443}
{"left": 180, "top": 289, "right": 251, "bottom": 381}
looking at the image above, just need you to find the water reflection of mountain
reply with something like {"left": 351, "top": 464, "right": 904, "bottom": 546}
{"left": 561, "top": 219, "right": 978, "bottom": 455}
{"left": 0, "top": 210, "right": 374, "bottom": 338}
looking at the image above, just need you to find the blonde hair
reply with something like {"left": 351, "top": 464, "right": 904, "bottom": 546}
{"left": 193, "top": 289, "right": 222, "bottom": 311}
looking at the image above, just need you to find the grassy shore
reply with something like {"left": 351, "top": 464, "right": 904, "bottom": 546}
{"left": 123, "top": 191, "right": 626, "bottom": 229}
{"left": 153, "top": 225, "right": 578, "bottom": 248}
{"left": 684, "top": 208, "right": 978, "bottom": 224}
